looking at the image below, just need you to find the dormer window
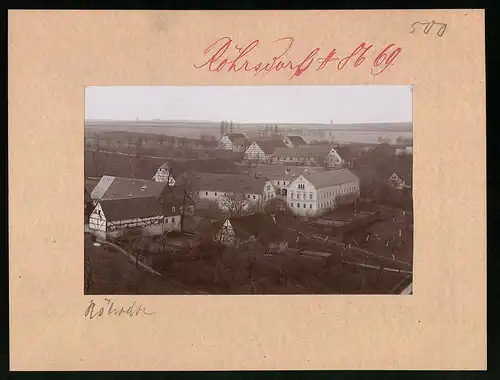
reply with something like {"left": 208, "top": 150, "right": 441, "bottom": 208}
{"left": 172, "top": 207, "right": 175, "bottom": 212}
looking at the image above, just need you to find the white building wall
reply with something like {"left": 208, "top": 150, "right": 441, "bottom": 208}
{"left": 286, "top": 176, "right": 360, "bottom": 217}
{"left": 217, "top": 135, "right": 233, "bottom": 150}
{"left": 286, "top": 176, "right": 318, "bottom": 217}
{"left": 197, "top": 189, "right": 267, "bottom": 211}
{"left": 89, "top": 203, "right": 107, "bottom": 232}
{"left": 153, "top": 167, "right": 176, "bottom": 185}
{"left": 244, "top": 143, "right": 267, "bottom": 161}
{"left": 328, "top": 149, "right": 344, "bottom": 166}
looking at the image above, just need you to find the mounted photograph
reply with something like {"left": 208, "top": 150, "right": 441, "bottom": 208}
{"left": 84, "top": 85, "right": 413, "bottom": 295}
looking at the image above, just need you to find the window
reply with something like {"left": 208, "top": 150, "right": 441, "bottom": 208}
{"left": 303, "top": 204, "right": 306, "bottom": 208}
{"left": 206, "top": 192, "right": 208, "bottom": 195}
{"left": 172, "top": 207, "right": 175, "bottom": 212}
{"left": 215, "top": 192, "right": 218, "bottom": 196}
{"left": 309, "top": 204, "right": 312, "bottom": 209}
{"left": 248, "top": 194, "right": 250, "bottom": 198}
{"left": 171, "top": 218, "right": 175, "bottom": 223}
{"left": 297, "top": 203, "right": 300, "bottom": 207}
{"left": 291, "top": 192, "right": 294, "bottom": 198}
{"left": 253, "top": 195, "right": 256, "bottom": 199}
{"left": 277, "top": 181, "right": 280, "bottom": 185}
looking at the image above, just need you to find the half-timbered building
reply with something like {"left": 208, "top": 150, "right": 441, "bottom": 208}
{"left": 88, "top": 196, "right": 181, "bottom": 240}
{"left": 217, "top": 133, "right": 249, "bottom": 152}
{"left": 243, "top": 140, "right": 287, "bottom": 162}
{"left": 273, "top": 146, "right": 344, "bottom": 167}
{"left": 214, "top": 213, "right": 288, "bottom": 252}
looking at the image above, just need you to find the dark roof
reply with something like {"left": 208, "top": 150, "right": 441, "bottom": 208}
{"left": 228, "top": 133, "right": 247, "bottom": 140}
{"left": 253, "top": 140, "right": 287, "bottom": 154}
{"left": 226, "top": 213, "right": 284, "bottom": 244}
{"left": 98, "top": 196, "right": 165, "bottom": 221}
{"left": 251, "top": 164, "right": 325, "bottom": 180}
{"left": 336, "top": 146, "right": 355, "bottom": 161}
{"left": 274, "top": 145, "right": 334, "bottom": 158}
{"left": 158, "top": 158, "right": 240, "bottom": 178}
{"left": 178, "top": 172, "right": 267, "bottom": 194}
{"left": 182, "top": 216, "right": 216, "bottom": 237}
{"left": 301, "top": 168, "right": 359, "bottom": 188}
{"left": 91, "top": 176, "right": 168, "bottom": 200}
{"left": 227, "top": 133, "right": 248, "bottom": 146}
{"left": 286, "top": 135, "right": 307, "bottom": 146}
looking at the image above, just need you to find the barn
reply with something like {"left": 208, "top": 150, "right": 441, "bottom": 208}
{"left": 89, "top": 196, "right": 181, "bottom": 240}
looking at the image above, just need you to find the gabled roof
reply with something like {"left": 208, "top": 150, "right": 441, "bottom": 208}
{"left": 387, "top": 171, "right": 412, "bottom": 185}
{"left": 300, "top": 168, "right": 359, "bottom": 189}
{"left": 252, "top": 140, "right": 287, "bottom": 154}
{"left": 274, "top": 145, "right": 334, "bottom": 158}
{"left": 251, "top": 164, "right": 325, "bottom": 180}
{"left": 228, "top": 133, "right": 247, "bottom": 140}
{"left": 90, "top": 175, "right": 115, "bottom": 199}
{"left": 285, "top": 135, "right": 307, "bottom": 146}
{"left": 177, "top": 172, "right": 266, "bottom": 194}
{"left": 336, "top": 146, "right": 355, "bottom": 161}
{"left": 98, "top": 196, "right": 165, "bottom": 222}
{"left": 182, "top": 216, "right": 216, "bottom": 237}
{"left": 223, "top": 213, "right": 284, "bottom": 244}
{"left": 91, "top": 176, "right": 168, "bottom": 200}
{"left": 156, "top": 158, "right": 240, "bottom": 178}
{"left": 226, "top": 133, "right": 248, "bottom": 146}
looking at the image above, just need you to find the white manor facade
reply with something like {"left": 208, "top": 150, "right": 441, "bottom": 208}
{"left": 285, "top": 169, "right": 360, "bottom": 217}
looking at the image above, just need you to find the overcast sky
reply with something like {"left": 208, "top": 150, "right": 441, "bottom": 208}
{"left": 85, "top": 86, "right": 412, "bottom": 124}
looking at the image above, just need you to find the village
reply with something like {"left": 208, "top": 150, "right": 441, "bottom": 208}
{"left": 84, "top": 120, "right": 413, "bottom": 295}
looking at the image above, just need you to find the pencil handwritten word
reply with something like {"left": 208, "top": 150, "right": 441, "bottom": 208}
{"left": 410, "top": 21, "right": 447, "bottom": 37}
{"left": 193, "top": 37, "right": 402, "bottom": 79}
{"left": 84, "top": 298, "right": 157, "bottom": 320}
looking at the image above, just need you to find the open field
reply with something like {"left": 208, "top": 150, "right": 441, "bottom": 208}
{"left": 85, "top": 119, "right": 413, "bottom": 144}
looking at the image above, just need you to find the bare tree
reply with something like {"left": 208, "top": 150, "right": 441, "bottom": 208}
{"left": 219, "top": 192, "right": 249, "bottom": 217}
{"left": 317, "top": 153, "right": 330, "bottom": 169}
{"left": 377, "top": 136, "right": 391, "bottom": 144}
{"left": 177, "top": 172, "right": 200, "bottom": 232}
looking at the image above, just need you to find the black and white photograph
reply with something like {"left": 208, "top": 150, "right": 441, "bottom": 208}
{"left": 84, "top": 85, "right": 413, "bottom": 295}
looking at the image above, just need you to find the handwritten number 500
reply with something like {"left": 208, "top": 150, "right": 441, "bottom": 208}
{"left": 410, "top": 21, "right": 447, "bottom": 37}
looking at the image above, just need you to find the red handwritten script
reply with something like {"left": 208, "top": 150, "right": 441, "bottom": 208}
{"left": 193, "top": 37, "right": 402, "bottom": 79}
